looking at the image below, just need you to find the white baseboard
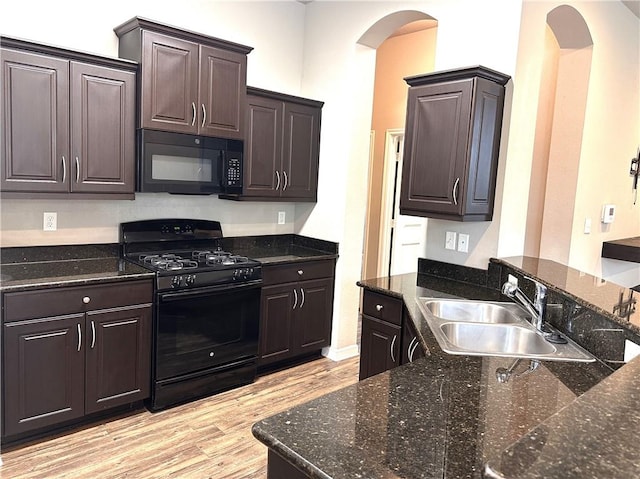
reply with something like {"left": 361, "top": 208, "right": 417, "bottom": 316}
{"left": 322, "top": 344, "right": 360, "bottom": 362}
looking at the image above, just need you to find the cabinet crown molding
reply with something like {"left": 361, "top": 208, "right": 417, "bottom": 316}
{"left": 113, "top": 16, "right": 253, "bottom": 55}
{"left": 405, "top": 65, "right": 511, "bottom": 87}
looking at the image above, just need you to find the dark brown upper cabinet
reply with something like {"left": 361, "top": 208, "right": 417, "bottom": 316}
{"left": 221, "top": 87, "right": 323, "bottom": 202}
{"left": 0, "top": 37, "right": 136, "bottom": 199}
{"left": 400, "top": 66, "right": 510, "bottom": 221}
{"left": 114, "top": 17, "right": 252, "bottom": 140}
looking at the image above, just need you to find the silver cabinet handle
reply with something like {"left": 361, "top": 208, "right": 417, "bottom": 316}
{"left": 77, "top": 323, "right": 82, "bottom": 352}
{"left": 292, "top": 288, "right": 298, "bottom": 309}
{"left": 375, "top": 304, "right": 383, "bottom": 312}
{"left": 83, "top": 296, "right": 91, "bottom": 304}
{"left": 75, "top": 157, "right": 80, "bottom": 183}
{"left": 408, "top": 337, "right": 418, "bottom": 363}
{"left": 191, "top": 102, "right": 196, "bottom": 126}
{"left": 275, "top": 170, "right": 281, "bottom": 191}
{"left": 201, "top": 104, "right": 206, "bottom": 128}
{"left": 452, "top": 177, "right": 460, "bottom": 206}
{"left": 61, "top": 156, "right": 66, "bottom": 183}
{"left": 282, "top": 171, "right": 288, "bottom": 191}
{"left": 90, "top": 320, "right": 96, "bottom": 349}
{"left": 390, "top": 334, "right": 397, "bottom": 363}
{"left": 300, "top": 288, "right": 305, "bottom": 308}
{"left": 298, "top": 270, "right": 303, "bottom": 276}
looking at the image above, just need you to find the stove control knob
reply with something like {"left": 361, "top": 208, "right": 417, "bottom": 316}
{"left": 185, "top": 274, "right": 196, "bottom": 286}
{"left": 171, "top": 276, "right": 182, "bottom": 288}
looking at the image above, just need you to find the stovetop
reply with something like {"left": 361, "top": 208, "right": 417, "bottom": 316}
{"left": 120, "top": 219, "right": 262, "bottom": 291}
{"left": 132, "top": 249, "right": 259, "bottom": 273}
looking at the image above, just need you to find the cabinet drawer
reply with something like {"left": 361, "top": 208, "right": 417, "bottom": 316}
{"left": 362, "top": 291, "right": 402, "bottom": 326}
{"left": 3, "top": 280, "right": 153, "bottom": 322}
{"left": 262, "top": 259, "right": 335, "bottom": 286}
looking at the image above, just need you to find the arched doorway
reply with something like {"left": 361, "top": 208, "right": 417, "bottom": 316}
{"left": 524, "top": 5, "right": 593, "bottom": 265}
{"left": 357, "top": 11, "right": 438, "bottom": 280}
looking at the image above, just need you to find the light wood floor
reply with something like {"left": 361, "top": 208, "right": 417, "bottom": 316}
{"left": 0, "top": 355, "right": 360, "bottom": 479}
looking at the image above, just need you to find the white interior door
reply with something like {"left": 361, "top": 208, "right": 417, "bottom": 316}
{"left": 378, "top": 131, "right": 427, "bottom": 277}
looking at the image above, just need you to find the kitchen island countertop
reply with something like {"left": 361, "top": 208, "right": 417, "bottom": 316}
{"left": 253, "top": 265, "right": 640, "bottom": 478}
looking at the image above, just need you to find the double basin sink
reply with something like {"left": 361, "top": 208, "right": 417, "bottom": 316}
{"left": 417, "top": 298, "right": 595, "bottom": 362}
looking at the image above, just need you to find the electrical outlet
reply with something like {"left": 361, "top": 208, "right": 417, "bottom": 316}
{"left": 278, "top": 211, "right": 286, "bottom": 225}
{"left": 457, "top": 233, "right": 469, "bottom": 253}
{"left": 584, "top": 217, "right": 592, "bottom": 234}
{"left": 445, "top": 231, "right": 457, "bottom": 250}
{"left": 43, "top": 212, "right": 57, "bottom": 231}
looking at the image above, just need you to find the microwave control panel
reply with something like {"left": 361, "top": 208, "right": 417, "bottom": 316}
{"left": 226, "top": 157, "right": 242, "bottom": 186}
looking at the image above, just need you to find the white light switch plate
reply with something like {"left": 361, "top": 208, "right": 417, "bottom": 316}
{"left": 445, "top": 231, "right": 456, "bottom": 250}
{"left": 277, "top": 211, "right": 286, "bottom": 225}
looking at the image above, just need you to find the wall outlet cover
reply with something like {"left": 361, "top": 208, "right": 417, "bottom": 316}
{"left": 43, "top": 212, "right": 57, "bottom": 231}
{"left": 277, "top": 211, "right": 286, "bottom": 225}
{"left": 457, "top": 233, "right": 469, "bottom": 253}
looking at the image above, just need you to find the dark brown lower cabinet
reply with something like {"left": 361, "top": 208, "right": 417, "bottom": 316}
{"left": 259, "top": 260, "right": 335, "bottom": 368}
{"left": 3, "top": 314, "right": 86, "bottom": 435}
{"left": 2, "top": 280, "right": 152, "bottom": 440}
{"left": 359, "top": 289, "right": 426, "bottom": 380}
{"left": 359, "top": 315, "right": 401, "bottom": 380}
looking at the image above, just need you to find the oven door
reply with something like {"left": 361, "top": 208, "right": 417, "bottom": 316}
{"left": 155, "top": 280, "right": 260, "bottom": 381}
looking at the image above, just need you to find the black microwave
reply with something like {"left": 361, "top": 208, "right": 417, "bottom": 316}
{"left": 137, "top": 129, "right": 243, "bottom": 195}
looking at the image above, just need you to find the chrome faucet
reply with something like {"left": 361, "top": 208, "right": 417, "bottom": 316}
{"left": 501, "top": 276, "right": 547, "bottom": 331}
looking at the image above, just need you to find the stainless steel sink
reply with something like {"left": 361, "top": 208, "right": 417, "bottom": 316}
{"left": 416, "top": 298, "right": 595, "bottom": 362}
{"left": 439, "top": 322, "right": 556, "bottom": 356}
{"left": 423, "top": 299, "right": 525, "bottom": 324}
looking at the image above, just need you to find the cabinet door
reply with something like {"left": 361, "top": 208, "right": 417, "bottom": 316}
{"left": 282, "top": 102, "right": 320, "bottom": 200}
{"left": 293, "top": 277, "right": 334, "bottom": 355}
{"left": 259, "top": 284, "right": 295, "bottom": 365}
{"left": 140, "top": 31, "right": 199, "bottom": 133}
{"left": 3, "top": 314, "right": 85, "bottom": 437}
{"left": 1, "top": 48, "right": 69, "bottom": 193}
{"left": 399, "top": 79, "right": 472, "bottom": 217}
{"left": 243, "top": 94, "right": 282, "bottom": 197}
{"left": 359, "top": 315, "right": 401, "bottom": 380}
{"left": 70, "top": 62, "right": 135, "bottom": 194}
{"left": 199, "top": 45, "right": 246, "bottom": 139}
{"left": 85, "top": 305, "right": 151, "bottom": 414}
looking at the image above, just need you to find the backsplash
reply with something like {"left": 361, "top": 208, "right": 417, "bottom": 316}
{"left": 0, "top": 195, "right": 296, "bottom": 247}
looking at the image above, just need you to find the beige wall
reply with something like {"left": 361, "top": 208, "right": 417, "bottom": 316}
{"left": 363, "top": 27, "right": 437, "bottom": 280}
{"left": 498, "top": 1, "right": 639, "bottom": 278}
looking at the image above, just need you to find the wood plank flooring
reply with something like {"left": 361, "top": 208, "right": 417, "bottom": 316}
{"left": 0, "top": 356, "right": 360, "bottom": 479}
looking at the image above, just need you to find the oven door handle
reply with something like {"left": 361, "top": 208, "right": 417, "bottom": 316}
{"left": 159, "top": 280, "right": 262, "bottom": 302}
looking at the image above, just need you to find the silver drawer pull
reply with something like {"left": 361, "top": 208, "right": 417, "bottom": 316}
{"left": 90, "top": 320, "right": 96, "bottom": 349}
{"left": 275, "top": 170, "right": 281, "bottom": 190}
{"left": 201, "top": 104, "right": 206, "bottom": 128}
{"left": 298, "top": 270, "right": 303, "bottom": 276}
{"left": 300, "top": 288, "right": 305, "bottom": 308}
{"left": 75, "top": 157, "right": 80, "bottom": 183}
{"left": 375, "top": 304, "right": 383, "bottom": 312}
{"left": 292, "top": 289, "right": 298, "bottom": 309}
{"left": 282, "top": 171, "right": 288, "bottom": 191}
{"left": 83, "top": 296, "right": 91, "bottom": 304}
{"left": 61, "top": 156, "right": 66, "bottom": 183}
{"left": 77, "top": 324, "right": 82, "bottom": 352}
{"left": 191, "top": 102, "right": 196, "bottom": 126}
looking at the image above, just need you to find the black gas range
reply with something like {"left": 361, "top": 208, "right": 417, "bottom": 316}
{"left": 120, "top": 219, "right": 262, "bottom": 410}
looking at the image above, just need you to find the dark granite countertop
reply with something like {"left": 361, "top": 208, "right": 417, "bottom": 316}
{"left": 0, "top": 234, "right": 338, "bottom": 293}
{"left": 0, "top": 244, "right": 154, "bottom": 292}
{"left": 253, "top": 271, "right": 615, "bottom": 479}
{"left": 224, "top": 234, "right": 338, "bottom": 265}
